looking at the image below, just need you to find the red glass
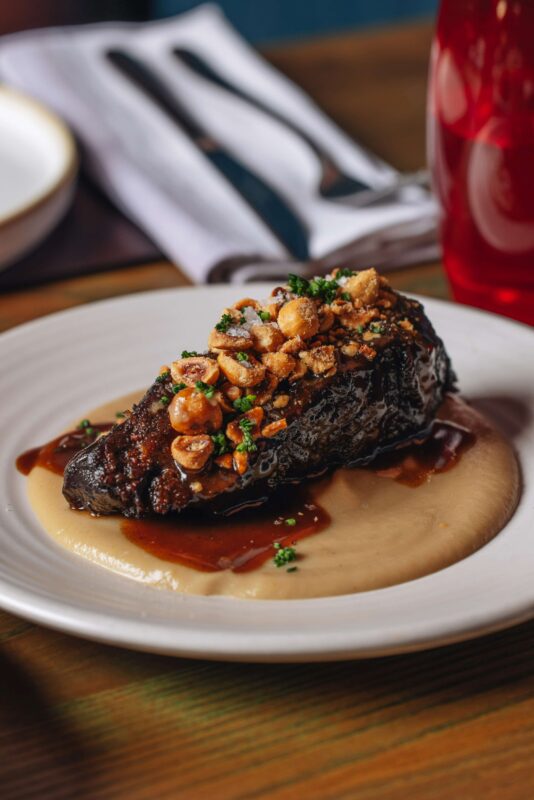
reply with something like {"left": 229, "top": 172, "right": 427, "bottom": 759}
{"left": 428, "top": 0, "right": 534, "bottom": 325}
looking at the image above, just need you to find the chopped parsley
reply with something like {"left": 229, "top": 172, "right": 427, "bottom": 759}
{"left": 284, "top": 518, "right": 297, "bottom": 527}
{"left": 160, "top": 396, "right": 171, "bottom": 406}
{"left": 172, "top": 382, "right": 186, "bottom": 394}
{"left": 155, "top": 371, "right": 170, "bottom": 383}
{"left": 273, "top": 542, "right": 297, "bottom": 568}
{"left": 308, "top": 276, "right": 338, "bottom": 304}
{"left": 77, "top": 419, "right": 96, "bottom": 438}
{"left": 258, "top": 310, "right": 271, "bottom": 322}
{"left": 341, "top": 292, "right": 351, "bottom": 301}
{"left": 236, "top": 352, "right": 249, "bottom": 362}
{"left": 236, "top": 417, "right": 257, "bottom": 453}
{"left": 369, "top": 322, "right": 386, "bottom": 334}
{"left": 286, "top": 566, "right": 298, "bottom": 573}
{"left": 181, "top": 350, "right": 198, "bottom": 358}
{"left": 211, "top": 431, "right": 230, "bottom": 456}
{"left": 336, "top": 268, "right": 357, "bottom": 278}
{"left": 195, "top": 381, "right": 216, "bottom": 399}
{"left": 115, "top": 411, "right": 126, "bottom": 419}
{"left": 215, "top": 313, "right": 233, "bottom": 333}
{"left": 233, "top": 394, "right": 256, "bottom": 413}
{"left": 356, "top": 324, "right": 364, "bottom": 334}
{"left": 287, "top": 273, "right": 309, "bottom": 297}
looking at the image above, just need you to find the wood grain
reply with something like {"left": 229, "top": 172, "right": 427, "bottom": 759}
{"left": 1, "top": 19, "right": 532, "bottom": 800}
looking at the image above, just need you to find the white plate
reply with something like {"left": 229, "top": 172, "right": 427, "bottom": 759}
{"left": 0, "top": 287, "right": 533, "bottom": 662}
{"left": 0, "top": 87, "right": 77, "bottom": 269}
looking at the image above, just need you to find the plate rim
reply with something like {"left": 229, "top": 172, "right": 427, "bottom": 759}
{"left": 1, "top": 286, "right": 533, "bottom": 662}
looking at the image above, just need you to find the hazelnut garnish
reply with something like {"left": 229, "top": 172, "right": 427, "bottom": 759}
{"left": 218, "top": 352, "right": 266, "bottom": 387}
{"left": 168, "top": 387, "right": 222, "bottom": 434}
{"left": 299, "top": 345, "right": 336, "bottom": 375}
{"left": 171, "top": 434, "right": 213, "bottom": 471}
{"left": 343, "top": 268, "right": 380, "bottom": 306}
{"left": 170, "top": 356, "right": 219, "bottom": 387}
{"left": 277, "top": 297, "right": 319, "bottom": 340}
{"left": 250, "top": 323, "right": 285, "bottom": 353}
{"left": 261, "top": 352, "right": 296, "bottom": 379}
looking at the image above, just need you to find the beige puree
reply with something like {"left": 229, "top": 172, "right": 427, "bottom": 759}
{"left": 26, "top": 392, "right": 519, "bottom": 599}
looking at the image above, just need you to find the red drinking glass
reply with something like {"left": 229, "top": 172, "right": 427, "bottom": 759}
{"left": 428, "top": 0, "right": 534, "bottom": 325}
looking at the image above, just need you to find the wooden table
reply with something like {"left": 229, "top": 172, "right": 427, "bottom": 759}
{"left": 1, "top": 21, "right": 533, "bottom": 800}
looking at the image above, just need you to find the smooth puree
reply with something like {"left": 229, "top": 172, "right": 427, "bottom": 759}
{"left": 23, "top": 392, "right": 519, "bottom": 599}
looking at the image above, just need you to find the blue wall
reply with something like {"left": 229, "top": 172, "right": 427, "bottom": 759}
{"left": 152, "top": 1, "right": 439, "bottom": 44}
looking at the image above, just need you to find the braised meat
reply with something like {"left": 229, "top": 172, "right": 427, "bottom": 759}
{"left": 63, "top": 269, "right": 455, "bottom": 517}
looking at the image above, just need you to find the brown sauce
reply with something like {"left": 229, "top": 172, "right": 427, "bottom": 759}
{"left": 122, "top": 488, "right": 329, "bottom": 573}
{"left": 16, "top": 418, "right": 475, "bottom": 573}
{"left": 372, "top": 421, "right": 475, "bottom": 486}
{"left": 16, "top": 424, "right": 113, "bottom": 477}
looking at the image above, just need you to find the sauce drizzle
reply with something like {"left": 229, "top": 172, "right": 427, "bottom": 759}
{"left": 15, "top": 417, "right": 475, "bottom": 573}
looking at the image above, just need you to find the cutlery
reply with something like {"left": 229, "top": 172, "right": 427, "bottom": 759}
{"left": 172, "top": 47, "right": 428, "bottom": 203}
{"left": 107, "top": 49, "right": 310, "bottom": 261}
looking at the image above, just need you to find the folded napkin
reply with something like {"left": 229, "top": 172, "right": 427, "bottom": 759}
{"left": 0, "top": 4, "right": 438, "bottom": 283}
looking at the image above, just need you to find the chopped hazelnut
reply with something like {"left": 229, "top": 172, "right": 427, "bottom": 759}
{"left": 358, "top": 344, "right": 377, "bottom": 361}
{"left": 280, "top": 336, "right": 305, "bottom": 355}
{"left": 190, "top": 481, "right": 204, "bottom": 493}
{"left": 261, "top": 351, "right": 296, "bottom": 379}
{"left": 341, "top": 342, "right": 360, "bottom": 357}
{"left": 278, "top": 297, "right": 319, "bottom": 340}
{"left": 289, "top": 360, "right": 308, "bottom": 382}
{"left": 399, "top": 318, "right": 415, "bottom": 333}
{"left": 340, "top": 308, "right": 379, "bottom": 331}
{"left": 171, "top": 434, "right": 213, "bottom": 471}
{"left": 318, "top": 305, "right": 335, "bottom": 332}
{"left": 218, "top": 352, "right": 266, "bottom": 387}
{"left": 343, "top": 268, "right": 380, "bottom": 306}
{"left": 330, "top": 298, "right": 353, "bottom": 316}
{"left": 170, "top": 356, "right": 219, "bottom": 387}
{"left": 208, "top": 328, "right": 253, "bottom": 352}
{"left": 299, "top": 345, "right": 336, "bottom": 375}
{"left": 226, "top": 407, "right": 264, "bottom": 445}
{"left": 262, "top": 419, "right": 288, "bottom": 438}
{"left": 234, "top": 297, "right": 260, "bottom": 311}
{"left": 254, "top": 374, "right": 279, "bottom": 405}
{"left": 250, "top": 323, "right": 285, "bottom": 353}
{"left": 215, "top": 453, "right": 234, "bottom": 470}
{"left": 168, "top": 388, "right": 222, "bottom": 434}
{"left": 273, "top": 394, "right": 289, "bottom": 409}
{"left": 233, "top": 450, "right": 249, "bottom": 475}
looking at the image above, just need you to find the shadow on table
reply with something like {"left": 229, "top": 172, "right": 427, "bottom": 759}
{"left": 0, "top": 648, "right": 96, "bottom": 800}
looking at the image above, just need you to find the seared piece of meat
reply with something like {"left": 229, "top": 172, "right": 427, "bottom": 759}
{"left": 63, "top": 269, "right": 455, "bottom": 517}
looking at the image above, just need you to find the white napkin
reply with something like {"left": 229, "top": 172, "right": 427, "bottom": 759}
{"left": 0, "top": 4, "right": 438, "bottom": 282}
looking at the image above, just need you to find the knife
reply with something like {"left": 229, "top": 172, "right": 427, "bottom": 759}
{"left": 172, "top": 46, "right": 369, "bottom": 199}
{"left": 107, "top": 49, "right": 310, "bottom": 261}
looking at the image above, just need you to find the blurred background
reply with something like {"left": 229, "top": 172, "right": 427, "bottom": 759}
{"left": 2, "top": 1, "right": 438, "bottom": 41}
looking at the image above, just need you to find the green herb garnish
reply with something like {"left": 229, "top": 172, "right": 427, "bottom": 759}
{"left": 172, "top": 383, "right": 186, "bottom": 394}
{"left": 285, "top": 518, "right": 297, "bottom": 527}
{"left": 287, "top": 273, "right": 310, "bottom": 297}
{"left": 160, "top": 396, "right": 171, "bottom": 406}
{"left": 236, "top": 352, "right": 249, "bottom": 362}
{"left": 115, "top": 411, "right": 126, "bottom": 419}
{"left": 356, "top": 324, "right": 364, "bottom": 334}
{"left": 336, "top": 268, "right": 357, "bottom": 278}
{"left": 286, "top": 566, "right": 298, "bottom": 573}
{"left": 211, "top": 431, "right": 230, "bottom": 456}
{"left": 258, "top": 310, "right": 271, "bottom": 322}
{"left": 195, "top": 381, "right": 216, "bottom": 399}
{"left": 215, "top": 313, "right": 233, "bottom": 333}
{"left": 85, "top": 427, "right": 95, "bottom": 437}
{"left": 77, "top": 419, "right": 91, "bottom": 429}
{"left": 155, "top": 371, "right": 170, "bottom": 383}
{"left": 233, "top": 394, "right": 256, "bottom": 413}
{"left": 308, "top": 276, "right": 338, "bottom": 304}
{"left": 273, "top": 542, "right": 297, "bottom": 568}
{"left": 236, "top": 417, "right": 257, "bottom": 453}
{"left": 369, "top": 322, "right": 385, "bottom": 334}
{"left": 181, "top": 350, "right": 198, "bottom": 358}
{"left": 341, "top": 292, "right": 351, "bottom": 301}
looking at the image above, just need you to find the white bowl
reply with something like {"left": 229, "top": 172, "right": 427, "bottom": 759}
{"left": 0, "top": 86, "right": 78, "bottom": 269}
